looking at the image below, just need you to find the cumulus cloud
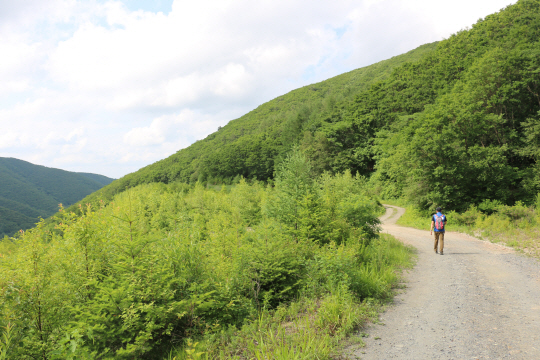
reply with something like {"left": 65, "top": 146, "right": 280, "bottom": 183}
{"left": 0, "top": 0, "right": 517, "bottom": 178}
{"left": 124, "top": 109, "right": 230, "bottom": 149}
{"left": 124, "top": 120, "right": 166, "bottom": 147}
{"left": 0, "top": 131, "right": 19, "bottom": 149}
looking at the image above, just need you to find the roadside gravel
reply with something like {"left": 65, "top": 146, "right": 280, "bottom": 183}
{"left": 344, "top": 205, "right": 540, "bottom": 360}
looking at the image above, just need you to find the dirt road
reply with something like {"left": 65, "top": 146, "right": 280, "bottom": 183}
{"left": 349, "top": 205, "right": 540, "bottom": 360}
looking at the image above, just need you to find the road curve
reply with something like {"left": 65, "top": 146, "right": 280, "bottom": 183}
{"left": 348, "top": 205, "right": 540, "bottom": 360}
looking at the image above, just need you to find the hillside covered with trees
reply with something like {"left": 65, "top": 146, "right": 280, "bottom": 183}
{"left": 78, "top": 0, "right": 539, "bottom": 214}
{"left": 74, "top": 41, "right": 438, "bottom": 207}
{"left": 0, "top": 157, "right": 114, "bottom": 236}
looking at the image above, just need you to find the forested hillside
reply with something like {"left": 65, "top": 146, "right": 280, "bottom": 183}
{"left": 367, "top": 0, "right": 540, "bottom": 210}
{"left": 74, "top": 42, "right": 438, "bottom": 207}
{"left": 76, "top": 0, "right": 540, "bottom": 214}
{"left": 77, "top": 173, "right": 115, "bottom": 186}
{"left": 0, "top": 158, "right": 114, "bottom": 236}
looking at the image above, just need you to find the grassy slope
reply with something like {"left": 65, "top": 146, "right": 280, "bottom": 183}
{"left": 72, "top": 42, "right": 438, "bottom": 209}
{"left": 0, "top": 157, "right": 114, "bottom": 236}
{"left": 1, "top": 171, "right": 416, "bottom": 359}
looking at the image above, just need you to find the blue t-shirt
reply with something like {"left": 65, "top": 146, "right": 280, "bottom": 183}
{"left": 432, "top": 212, "right": 447, "bottom": 232}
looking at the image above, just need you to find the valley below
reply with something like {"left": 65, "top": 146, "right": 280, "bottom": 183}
{"left": 345, "top": 206, "right": 540, "bottom": 359}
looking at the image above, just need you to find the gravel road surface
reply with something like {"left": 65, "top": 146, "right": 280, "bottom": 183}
{"left": 346, "top": 205, "right": 540, "bottom": 360}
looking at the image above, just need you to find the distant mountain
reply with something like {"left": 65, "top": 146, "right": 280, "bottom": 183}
{"left": 0, "top": 157, "right": 114, "bottom": 236}
{"left": 77, "top": 172, "right": 115, "bottom": 186}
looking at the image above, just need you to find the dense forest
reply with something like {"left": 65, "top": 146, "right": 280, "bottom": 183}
{"left": 2, "top": 0, "right": 540, "bottom": 358}
{"left": 0, "top": 158, "right": 114, "bottom": 237}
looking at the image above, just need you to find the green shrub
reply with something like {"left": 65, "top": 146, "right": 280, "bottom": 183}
{"left": 0, "top": 165, "right": 414, "bottom": 359}
{"left": 396, "top": 202, "right": 540, "bottom": 258}
{"left": 450, "top": 206, "right": 481, "bottom": 227}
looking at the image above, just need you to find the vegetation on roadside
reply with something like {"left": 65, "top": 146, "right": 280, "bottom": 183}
{"left": 0, "top": 150, "right": 414, "bottom": 359}
{"left": 395, "top": 199, "right": 540, "bottom": 258}
{"left": 167, "top": 231, "right": 411, "bottom": 360}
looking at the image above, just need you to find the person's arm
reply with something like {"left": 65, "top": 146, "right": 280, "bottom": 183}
{"left": 430, "top": 217, "right": 434, "bottom": 235}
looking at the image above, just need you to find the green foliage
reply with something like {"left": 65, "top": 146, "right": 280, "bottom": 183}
{"left": 395, "top": 206, "right": 431, "bottom": 230}
{"left": 265, "top": 148, "right": 314, "bottom": 229}
{"left": 369, "top": 1, "right": 540, "bottom": 210}
{"left": 397, "top": 202, "right": 540, "bottom": 257}
{"left": 0, "top": 165, "right": 413, "bottom": 359}
{"left": 0, "top": 221, "right": 75, "bottom": 359}
{"left": 0, "top": 309, "right": 15, "bottom": 360}
{"left": 264, "top": 149, "right": 380, "bottom": 246}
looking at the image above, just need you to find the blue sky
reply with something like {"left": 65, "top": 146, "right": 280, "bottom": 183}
{"left": 122, "top": 0, "right": 173, "bottom": 13}
{"left": 0, "top": 0, "right": 518, "bottom": 178}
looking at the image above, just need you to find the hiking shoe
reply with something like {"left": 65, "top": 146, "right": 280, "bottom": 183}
{"left": 440, "top": 252, "right": 444, "bottom": 255}
{"left": 434, "top": 250, "right": 438, "bottom": 254}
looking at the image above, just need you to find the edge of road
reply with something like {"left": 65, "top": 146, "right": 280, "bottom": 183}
{"left": 380, "top": 203, "right": 518, "bottom": 254}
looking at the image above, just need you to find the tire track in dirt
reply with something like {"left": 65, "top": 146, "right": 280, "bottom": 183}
{"left": 345, "top": 205, "right": 540, "bottom": 360}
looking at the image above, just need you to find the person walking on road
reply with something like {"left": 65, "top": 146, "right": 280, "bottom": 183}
{"left": 430, "top": 207, "right": 447, "bottom": 255}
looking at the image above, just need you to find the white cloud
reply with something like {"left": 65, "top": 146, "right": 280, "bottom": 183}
{"left": 0, "top": 0, "right": 76, "bottom": 27}
{"left": 0, "top": 38, "right": 39, "bottom": 95}
{"left": 0, "top": 131, "right": 19, "bottom": 149}
{"left": 123, "top": 109, "right": 228, "bottom": 149}
{"left": 124, "top": 120, "right": 166, "bottom": 146}
{"left": 0, "top": 0, "right": 518, "bottom": 178}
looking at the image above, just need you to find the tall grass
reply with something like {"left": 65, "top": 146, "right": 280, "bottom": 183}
{"left": 0, "top": 311, "right": 15, "bottom": 360}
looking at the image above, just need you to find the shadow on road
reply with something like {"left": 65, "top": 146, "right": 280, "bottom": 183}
{"left": 441, "top": 252, "right": 481, "bottom": 255}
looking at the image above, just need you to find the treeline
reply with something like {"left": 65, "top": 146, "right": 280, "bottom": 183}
{"left": 303, "top": 0, "right": 540, "bottom": 210}
{"left": 368, "top": 1, "right": 540, "bottom": 210}
{"left": 0, "top": 151, "right": 412, "bottom": 359}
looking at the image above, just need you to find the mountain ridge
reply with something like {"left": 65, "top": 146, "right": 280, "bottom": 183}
{"left": 0, "top": 157, "right": 115, "bottom": 236}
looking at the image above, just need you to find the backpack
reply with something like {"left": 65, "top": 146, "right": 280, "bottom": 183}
{"left": 434, "top": 214, "right": 445, "bottom": 230}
